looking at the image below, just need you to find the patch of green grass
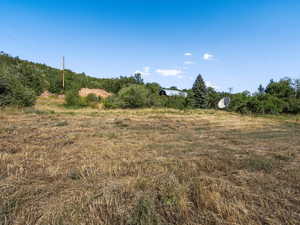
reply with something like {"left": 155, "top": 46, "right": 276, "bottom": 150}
{"left": 67, "top": 169, "right": 82, "bottom": 180}
{"left": 24, "top": 108, "right": 55, "bottom": 115}
{"left": 0, "top": 126, "right": 17, "bottom": 134}
{"left": 272, "top": 153, "right": 294, "bottom": 161}
{"left": 113, "top": 119, "right": 129, "bottom": 128}
{"left": 243, "top": 155, "right": 276, "bottom": 173}
{"left": 129, "top": 197, "right": 161, "bottom": 225}
{"left": 55, "top": 121, "right": 69, "bottom": 127}
{"left": 106, "top": 132, "right": 118, "bottom": 139}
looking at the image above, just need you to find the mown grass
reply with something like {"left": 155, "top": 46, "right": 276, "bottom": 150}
{"left": 0, "top": 99, "right": 299, "bottom": 225}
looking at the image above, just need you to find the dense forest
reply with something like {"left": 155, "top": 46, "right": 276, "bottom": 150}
{"left": 0, "top": 52, "right": 300, "bottom": 114}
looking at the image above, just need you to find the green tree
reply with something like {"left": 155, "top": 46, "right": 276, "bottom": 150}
{"left": 265, "top": 78, "right": 294, "bottom": 99}
{"left": 145, "top": 82, "right": 161, "bottom": 94}
{"left": 0, "top": 69, "right": 36, "bottom": 107}
{"left": 192, "top": 74, "right": 208, "bottom": 108}
{"left": 169, "top": 86, "right": 178, "bottom": 90}
{"left": 294, "top": 79, "right": 300, "bottom": 99}
{"left": 134, "top": 73, "right": 144, "bottom": 85}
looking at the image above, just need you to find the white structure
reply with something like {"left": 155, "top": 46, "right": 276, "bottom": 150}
{"left": 218, "top": 97, "right": 231, "bottom": 109}
{"left": 164, "top": 90, "right": 188, "bottom": 97}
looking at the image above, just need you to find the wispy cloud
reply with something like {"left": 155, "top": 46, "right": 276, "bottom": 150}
{"left": 206, "top": 81, "right": 219, "bottom": 90}
{"left": 135, "top": 66, "right": 151, "bottom": 76}
{"left": 203, "top": 53, "right": 214, "bottom": 60}
{"left": 184, "top": 61, "right": 195, "bottom": 65}
{"left": 156, "top": 69, "right": 183, "bottom": 78}
{"left": 184, "top": 52, "right": 192, "bottom": 56}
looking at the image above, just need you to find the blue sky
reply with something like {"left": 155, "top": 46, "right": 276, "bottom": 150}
{"left": 1, "top": 0, "right": 300, "bottom": 92}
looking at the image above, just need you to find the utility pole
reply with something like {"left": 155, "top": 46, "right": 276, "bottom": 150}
{"left": 62, "top": 56, "right": 65, "bottom": 90}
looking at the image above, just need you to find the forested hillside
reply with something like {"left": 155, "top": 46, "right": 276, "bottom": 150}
{"left": 0, "top": 52, "right": 145, "bottom": 106}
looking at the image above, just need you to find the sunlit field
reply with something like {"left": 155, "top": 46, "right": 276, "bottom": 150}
{"left": 1, "top": 97, "right": 300, "bottom": 225}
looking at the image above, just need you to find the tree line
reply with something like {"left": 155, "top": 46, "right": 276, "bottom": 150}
{"left": 1, "top": 52, "right": 299, "bottom": 114}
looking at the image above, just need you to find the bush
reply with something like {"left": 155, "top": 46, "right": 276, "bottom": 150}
{"left": 65, "top": 90, "right": 88, "bottom": 107}
{"left": 285, "top": 98, "right": 300, "bottom": 114}
{"left": 229, "top": 93, "right": 287, "bottom": 115}
{"left": 103, "top": 86, "right": 191, "bottom": 110}
{"left": 86, "top": 93, "right": 100, "bottom": 103}
{"left": 228, "top": 92, "right": 252, "bottom": 114}
{"left": 147, "top": 94, "right": 168, "bottom": 108}
{"left": 117, "top": 84, "right": 149, "bottom": 108}
{"left": 164, "top": 95, "right": 187, "bottom": 110}
{"left": 262, "top": 95, "right": 286, "bottom": 114}
{"left": 102, "top": 95, "right": 125, "bottom": 109}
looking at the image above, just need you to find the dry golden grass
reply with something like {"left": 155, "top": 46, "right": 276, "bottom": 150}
{"left": 0, "top": 98, "right": 299, "bottom": 225}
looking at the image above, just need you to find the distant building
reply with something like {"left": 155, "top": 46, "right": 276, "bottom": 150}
{"left": 159, "top": 89, "right": 188, "bottom": 97}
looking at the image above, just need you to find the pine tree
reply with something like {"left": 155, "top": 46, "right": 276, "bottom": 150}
{"left": 258, "top": 84, "right": 265, "bottom": 94}
{"left": 192, "top": 74, "right": 208, "bottom": 108}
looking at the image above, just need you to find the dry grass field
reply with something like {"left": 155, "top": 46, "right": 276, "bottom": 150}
{"left": 1, "top": 97, "right": 300, "bottom": 225}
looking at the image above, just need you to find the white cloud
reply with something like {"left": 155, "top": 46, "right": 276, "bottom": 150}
{"left": 144, "top": 66, "right": 150, "bottom": 73}
{"left": 184, "top": 61, "right": 195, "bottom": 65}
{"left": 184, "top": 52, "right": 192, "bottom": 56}
{"left": 156, "top": 69, "right": 183, "bottom": 77}
{"left": 206, "top": 81, "right": 219, "bottom": 90}
{"left": 203, "top": 53, "right": 214, "bottom": 60}
{"left": 135, "top": 66, "right": 151, "bottom": 76}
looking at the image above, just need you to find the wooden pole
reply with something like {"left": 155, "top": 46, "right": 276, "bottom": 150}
{"left": 62, "top": 56, "right": 65, "bottom": 90}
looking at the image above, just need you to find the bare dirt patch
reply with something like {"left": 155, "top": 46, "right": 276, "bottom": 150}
{"left": 79, "top": 88, "right": 112, "bottom": 98}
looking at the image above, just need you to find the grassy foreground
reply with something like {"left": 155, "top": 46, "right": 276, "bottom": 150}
{"left": 1, "top": 98, "right": 300, "bottom": 225}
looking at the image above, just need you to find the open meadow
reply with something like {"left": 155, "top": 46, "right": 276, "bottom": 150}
{"left": 1, "top": 97, "right": 300, "bottom": 225}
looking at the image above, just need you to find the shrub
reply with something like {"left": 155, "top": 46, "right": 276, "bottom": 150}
{"left": 145, "top": 82, "right": 161, "bottom": 95}
{"left": 102, "top": 95, "right": 125, "bottom": 109}
{"left": 86, "top": 93, "right": 100, "bottom": 103}
{"left": 65, "top": 90, "right": 88, "bottom": 107}
{"left": 285, "top": 98, "right": 300, "bottom": 114}
{"left": 228, "top": 92, "right": 252, "bottom": 114}
{"left": 247, "top": 97, "right": 265, "bottom": 114}
{"left": 117, "top": 84, "right": 149, "bottom": 108}
{"left": 229, "top": 93, "right": 287, "bottom": 115}
{"left": 164, "top": 95, "right": 187, "bottom": 110}
{"left": 259, "top": 94, "right": 287, "bottom": 114}
{"left": 148, "top": 95, "right": 168, "bottom": 108}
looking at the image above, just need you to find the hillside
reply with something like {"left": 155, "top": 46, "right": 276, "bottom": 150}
{"left": 0, "top": 52, "right": 145, "bottom": 106}
{"left": 0, "top": 98, "right": 300, "bottom": 225}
